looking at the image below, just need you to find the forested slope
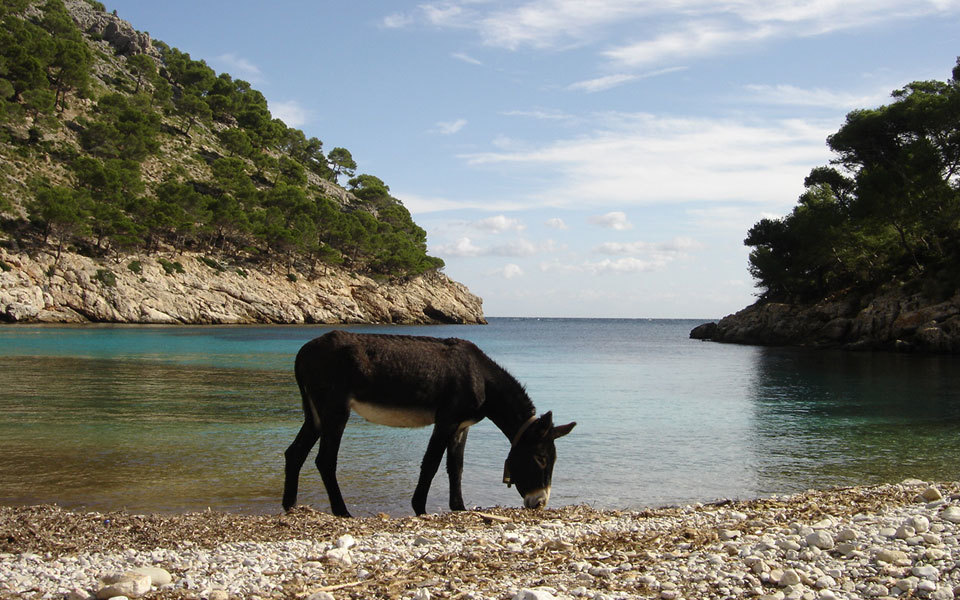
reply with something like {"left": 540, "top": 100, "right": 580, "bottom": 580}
{"left": 692, "top": 59, "right": 959, "bottom": 352}
{"left": 0, "top": 0, "right": 484, "bottom": 324}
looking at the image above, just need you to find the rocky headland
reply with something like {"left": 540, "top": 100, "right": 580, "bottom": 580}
{"left": 2, "top": 480, "right": 960, "bottom": 599}
{"left": 691, "top": 290, "right": 960, "bottom": 353}
{"left": 0, "top": 248, "right": 485, "bottom": 325}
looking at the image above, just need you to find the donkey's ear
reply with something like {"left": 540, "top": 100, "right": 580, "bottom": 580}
{"left": 535, "top": 411, "right": 554, "bottom": 439}
{"left": 551, "top": 421, "right": 576, "bottom": 440}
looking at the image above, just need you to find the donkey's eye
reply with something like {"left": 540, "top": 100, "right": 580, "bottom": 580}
{"left": 534, "top": 454, "right": 548, "bottom": 468}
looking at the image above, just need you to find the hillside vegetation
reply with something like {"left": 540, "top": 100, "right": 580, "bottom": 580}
{"left": 0, "top": 0, "right": 444, "bottom": 280}
{"left": 745, "top": 58, "right": 960, "bottom": 304}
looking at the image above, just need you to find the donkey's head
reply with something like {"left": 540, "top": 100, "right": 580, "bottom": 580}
{"left": 503, "top": 411, "right": 576, "bottom": 509}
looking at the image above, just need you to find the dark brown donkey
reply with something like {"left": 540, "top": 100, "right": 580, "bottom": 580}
{"left": 282, "top": 331, "right": 576, "bottom": 516}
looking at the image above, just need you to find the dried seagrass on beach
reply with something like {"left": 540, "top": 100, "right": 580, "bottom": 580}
{"left": 2, "top": 480, "right": 960, "bottom": 600}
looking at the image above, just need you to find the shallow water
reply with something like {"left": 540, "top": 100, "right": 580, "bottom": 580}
{"left": 0, "top": 319, "right": 957, "bottom": 516}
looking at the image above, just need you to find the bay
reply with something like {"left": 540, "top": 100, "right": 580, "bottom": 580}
{"left": 0, "top": 318, "right": 957, "bottom": 516}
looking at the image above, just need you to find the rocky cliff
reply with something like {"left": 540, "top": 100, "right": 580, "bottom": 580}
{"left": 690, "top": 290, "right": 960, "bottom": 353}
{"left": 0, "top": 248, "right": 486, "bottom": 325}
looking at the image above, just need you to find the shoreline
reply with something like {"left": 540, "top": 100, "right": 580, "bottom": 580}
{"left": 2, "top": 481, "right": 960, "bottom": 599}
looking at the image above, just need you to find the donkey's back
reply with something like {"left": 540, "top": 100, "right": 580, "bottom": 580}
{"left": 295, "top": 330, "right": 486, "bottom": 418}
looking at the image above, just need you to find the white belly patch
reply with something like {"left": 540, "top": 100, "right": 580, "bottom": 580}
{"left": 350, "top": 399, "right": 436, "bottom": 428}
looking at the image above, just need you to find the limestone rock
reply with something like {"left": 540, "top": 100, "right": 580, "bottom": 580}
{"left": 96, "top": 572, "right": 151, "bottom": 599}
{"left": 63, "top": 0, "right": 153, "bottom": 55}
{"left": 941, "top": 506, "right": 960, "bottom": 524}
{"left": 129, "top": 566, "right": 172, "bottom": 586}
{"left": 691, "top": 288, "right": 960, "bottom": 353}
{"left": 0, "top": 249, "right": 485, "bottom": 325}
{"left": 806, "top": 530, "right": 834, "bottom": 550}
{"left": 513, "top": 589, "right": 557, "bottom": 600}
{"left": 875, "top": 548, "right": 909, "bottom": 564}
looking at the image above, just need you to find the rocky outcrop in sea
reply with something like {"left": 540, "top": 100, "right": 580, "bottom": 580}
{"left": 690, "top": 290, "right": 960, "bottom": 353}
{"left": 0, "top": 248, "right": 485, "bottom": 325}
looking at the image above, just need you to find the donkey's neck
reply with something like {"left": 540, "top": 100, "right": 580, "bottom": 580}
{"left": 483, "top": 387, "right": 537, "bottom": 444}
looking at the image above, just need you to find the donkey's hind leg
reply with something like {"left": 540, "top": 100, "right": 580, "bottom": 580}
{"left": 316, "top": 401, "right": 351, "bottom": 517}
{"left": 282, "top": 421, "right": 320, "bottom": 511}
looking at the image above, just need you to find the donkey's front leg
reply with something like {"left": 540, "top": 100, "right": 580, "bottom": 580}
{"left": 412, "top": 423, "right": 456, "bottom": 515}
{"left": 446, "top": 426, "right": 469, "bottom": 511}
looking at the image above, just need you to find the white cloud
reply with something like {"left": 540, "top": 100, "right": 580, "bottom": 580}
{"left": 488, "top": 239, "right": 541, "bottom": 256}
{"left": 452, "top": 52, "right": 483, "bottom": 65}
{"left": 595, "top": 237, "right": 701, "bottom": 255}
{"left": 589, "top": 257, "right": 666, "bottom": 273}
{"left": 474, "top": 215, "right": 526, "bottom": 233}
{"left": 589, "top": 211, "right": 633, "bottom": 230}
{"left": 405, "top": 1, "right": 960, "bottom": 68}
{"left": 567, "top": 73, "right": 638, "bottom": 93}
{"left": 215, "top": 53, "right": 263, "bottom": 83}
{"left": 545, "top": 217, "right": 568, "bottom": 230}
{"left": 433, "top": 119, "right": 468, "bottom": 135}
{"left": 603, "top": 21, "right": 771, "bottom": 68}
{"left": 744, "top": 83, "right": 891, "bottom": 109}
{"left": 435, "top": 237, "right": 485, "bottom": 257}
{"left": 397, "top": 191, "right": 527, "bottom": 213}
{"left": 502, "top": 108, "right": 575, "bottom": 121}
{"left": 541, "top": 256, "right": 668, "bottom": 274}
{"left": 269, "top": 100, "right": 311, "bottom": 128}
{"left": 382, "top": 13, "right": 414, "bottom": 28}
{"left": 433, "top": 236, "right": 557, "bottom": 257}
{"left": 568, "top": 67, "right": 688, "bottom": 93}
{"left": 460, "top": 112, "right": 834, "bottom": 208}
{"left": 422, "top": 3, "right": 467, "bottom": 27}
{"left": 491, "top": 263, "right": 525, "bottom": 279}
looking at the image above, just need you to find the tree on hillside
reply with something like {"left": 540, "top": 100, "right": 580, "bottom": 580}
{"left": 746, "top": 58, "right": 960, "bottom": 301}
{"left": 0, "top": 18, "right": 50, "bottom": 100}
{"left": 217, "top": 128, "right": 255, "bottom": 158}
{"left": 328, "top": 147, "right": 356, "bottom": 182}
{"left": 174, "top": 91, "right": 211, "bottom": 136}
{"left": 126, "top": 53, "right": 155, "bottom": 94}
{"left": 80, "top": 93, "right": 160, "bottom": 160}
{"left": 49, "top": 38, "right": 91, "bottom": 110}
{"left": 28, "top": 185, "right": 89, "bottom": 263}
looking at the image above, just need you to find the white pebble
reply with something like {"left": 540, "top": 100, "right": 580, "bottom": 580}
{"left": 806, "top": 531, "right": 834, "bottom": 550}
{"left": 940, "top": 506, "right": 960, "bottom": 523}
{"left": 912, "top": 565, "right": 940, "bottom": 581}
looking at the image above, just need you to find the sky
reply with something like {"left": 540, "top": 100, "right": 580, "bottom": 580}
{"left": 104, "top": 0, "right": 959, "bottom": 319}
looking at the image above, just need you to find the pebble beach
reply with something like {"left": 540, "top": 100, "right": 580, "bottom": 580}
{"left": 2, "top": 480, "right": 960, "bottom": 600}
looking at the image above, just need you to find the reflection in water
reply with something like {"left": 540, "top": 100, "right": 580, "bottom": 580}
{"left": 746, "top": 348, "right": 960, "bottom": 494}
{"left": 1, "top": 322, "right": 958, "bottom": 515}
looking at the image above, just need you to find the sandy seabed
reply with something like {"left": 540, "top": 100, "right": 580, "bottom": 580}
{"left": 1, "top": 481, "right": 959, "bottom": 600}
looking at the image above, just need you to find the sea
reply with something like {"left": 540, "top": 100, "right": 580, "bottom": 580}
{"left": 0, "top": 318, "right": 958, "bottom": 517}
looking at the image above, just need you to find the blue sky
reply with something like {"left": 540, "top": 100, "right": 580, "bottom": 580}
{"left": 106, "top": 0, "right": 959, "bottom": 318}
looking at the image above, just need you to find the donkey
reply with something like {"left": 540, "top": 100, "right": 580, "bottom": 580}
{"left": 282, "top": 330, "right": 576, "bottom": 517}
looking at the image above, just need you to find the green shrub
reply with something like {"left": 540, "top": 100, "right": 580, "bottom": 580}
{"left": 158, "top": 258, "right": 185, "bottom": 275}
{"left": 236, "top": 268, "right": 247, "bottom": 278}
{"left": 127, "top": 260, "right": 142, "bottom": 274}
{"left": 95, "top": 268, "right": 116, "bottom": 287}
{"left": 199, "top": 256, "right": 224, "bottom": 271}
{"left": 286, "top": 273, "right": 297, "bottom": 283}
{"left": 0, "top": 260, "right": 10, "bottom": 272}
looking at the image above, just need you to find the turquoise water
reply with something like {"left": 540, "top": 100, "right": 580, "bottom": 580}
{"left": 0, "top": 319, "right": 958, "bottom": 516}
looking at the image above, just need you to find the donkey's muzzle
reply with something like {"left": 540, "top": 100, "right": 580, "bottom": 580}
{"left": 523, "top": 488, "right": 550, "bottom": 509}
